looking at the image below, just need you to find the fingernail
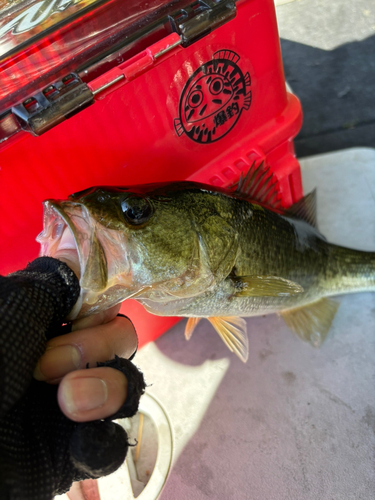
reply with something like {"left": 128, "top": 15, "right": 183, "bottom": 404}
{"left": 34, "top": 345, "right": 81, "bottom": 381}
{"left": 61, "top": 377, "right": 108, "bottom": 415}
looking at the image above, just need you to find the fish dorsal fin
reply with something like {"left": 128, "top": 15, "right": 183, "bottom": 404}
{"left": 232, "top": 275, "right": 304, "bottom": 297}
{"left": 208, "top": 316, "right": 249, "bottom": 363}
{"left": 284, "top": 190, "right": 318, "bottom": 228}
{"left": 230, "top": 161, "right": 282, "bottom": 210}
{"left": 213, "top": 50, "right": 240, "bottom": 64}
{"left": 184, "top": 317, "right": 202, "bottom": 340}
{"left": 280, "top": 298, "right": 339, "bottom": 347}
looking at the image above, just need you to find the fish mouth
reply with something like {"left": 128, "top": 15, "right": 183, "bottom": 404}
{"left": 40, "top": 198, "right": 90, "bottom": 254}
{"left": 37, "top": 200, "right": 93, "bottom": 319}
{"left": 37, "top": 200, "right": 135, "bottom": 319}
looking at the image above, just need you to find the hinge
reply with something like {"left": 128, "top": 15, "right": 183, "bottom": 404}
{"left": 169, "top": 0, "right": 236, "bottom": 47}
{"left": 12, "top": 74, "right": 94, "bottom": 136}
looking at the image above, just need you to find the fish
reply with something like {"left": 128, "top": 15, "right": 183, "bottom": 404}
{"left": 37, "top": 163, "right": 375, "bottom": 362}
{"left": 174, "top": 50, "right": 251, "bottom": 143}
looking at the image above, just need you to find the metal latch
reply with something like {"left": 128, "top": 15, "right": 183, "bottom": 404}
{"left": 12, "top": 74, "right": 94, "bottom": 136}
{"left": 169, "top": 0, "right": 236, "bottom": 47}
{"left": 88, "top": 33, "right": 182, "bottom": 100}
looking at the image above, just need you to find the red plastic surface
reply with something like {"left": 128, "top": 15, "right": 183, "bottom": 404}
{"left": 0, "top": 0, "right": 303, "bottom": 347}
{"left": 0, "top": 0, "right": 192, "bottom": 109}
{"left": 87, "top": 33, "right": 182, "bottom": 98}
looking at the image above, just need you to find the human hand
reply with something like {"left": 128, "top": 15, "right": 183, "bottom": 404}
{"left": 35, "top": 244, "right": 139, "bottom": 423}
{"left": 0, "top": 256, "right": 145, "bottom": 500}
{"left": 33, "top": 303, "right": 138, "bottom": 423}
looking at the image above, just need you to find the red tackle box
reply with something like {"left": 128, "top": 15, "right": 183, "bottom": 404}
{"left": 0, "top": 0, "right": 303, "bottom": 346}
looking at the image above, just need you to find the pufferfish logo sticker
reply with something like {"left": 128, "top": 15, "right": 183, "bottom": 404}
{"left": 174, "top": 50, "right": 251, "bottom": 144}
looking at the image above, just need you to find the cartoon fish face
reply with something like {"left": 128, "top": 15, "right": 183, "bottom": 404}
{"left": 184, "top": 73, "right": 234, "bottom": 123}
{"left": 174, "top": 50, "right": 251, "bottom": 144}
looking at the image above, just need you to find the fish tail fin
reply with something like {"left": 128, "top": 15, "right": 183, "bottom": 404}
{"left": 208, "top": 316, "right": 249, "bottom": 363}
{"left": 244, "top": 72, "right": 251, "bottom": 87}
{"left": 213, "top": 50, "right": 240, "bottom": 64}
{"left": 184, "top": 317, "right": 202, "bottom": 340}
{"left": 280, "top": 298, "right": 339, "bottom": 347}
{"left": 174, "top": 118, "right": 184, "bottom": 137}
{"left": 243, "top": 91, "right": 252, "bottom": 110}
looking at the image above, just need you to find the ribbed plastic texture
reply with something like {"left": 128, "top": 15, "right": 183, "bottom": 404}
{"left": 0, "top": 0, "right": 303, "bottom": 347}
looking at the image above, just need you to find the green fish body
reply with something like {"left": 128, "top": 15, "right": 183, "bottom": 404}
{"left": 37, "top": 165, "right": 375, "bottom": 361}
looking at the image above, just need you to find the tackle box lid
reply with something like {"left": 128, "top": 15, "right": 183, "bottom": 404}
{"left": 0, "top": 0, "right": 236, "bottom": 112}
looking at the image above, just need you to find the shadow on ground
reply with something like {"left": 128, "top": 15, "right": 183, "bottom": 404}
{"left": 281, "top": 35, "right": 375, "bottom": 157}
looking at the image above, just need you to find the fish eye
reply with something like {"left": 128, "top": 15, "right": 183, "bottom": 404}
{"left": 188, "top": 90, "right": 203, "bottom": 108}
{"left": 120, "top": 196, "right": 153, "bottom": 226}
{"left": 209, "top": 78, "right": 223, "bottom": 95}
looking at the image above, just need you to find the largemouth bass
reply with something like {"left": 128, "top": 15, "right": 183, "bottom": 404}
{"left": 37, "top": 164, "right": 375, "bottom": 362}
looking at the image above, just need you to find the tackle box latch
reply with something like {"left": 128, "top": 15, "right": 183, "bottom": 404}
{"left": 169, "top": 0, "right": 237, "bottom": 47}
{"left": 12, "top": 74, "right": 94, "bottom": 136}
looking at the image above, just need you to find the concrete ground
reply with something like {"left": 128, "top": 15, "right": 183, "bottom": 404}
{"left": 275, "top": 0, "right": 375, "bottom": 157}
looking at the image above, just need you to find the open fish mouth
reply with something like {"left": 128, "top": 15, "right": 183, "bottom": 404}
{"left": 37, "top": 200, "right": 92, "bottom": 319}
{"left": 37, "top": 199, "right": 95, "bottom": 269}
{"left": 37, "top": 200, "right": 136, "bottom": 319}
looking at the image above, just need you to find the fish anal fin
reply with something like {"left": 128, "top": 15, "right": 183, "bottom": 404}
{"left": 232, "top": 275, "right": 303, "bottom": 297}
{"left": 185, "top": 317, "right": 201, "bottom": 340}
{"left": 284, "top": 190, "right": 318, "bottom": 229}
{"left": 208, "top": 316, "right": 249, "bottom": 363}
{"left": 280, "top": 298, "right": 339, "bottom": 347}
{"left": 229, "top": 161, "right": 282, "bottom": 210}
{"left": 244, "top": 72, "right": 251, "bottom": 87}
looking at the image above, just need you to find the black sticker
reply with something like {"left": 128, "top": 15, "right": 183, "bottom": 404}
{"left": 174, "top": 50, "right": 251, "bottom": 144}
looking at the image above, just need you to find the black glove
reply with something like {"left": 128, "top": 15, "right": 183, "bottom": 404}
{"left": 0, "top": 257, "right": 145, "bottom": 500}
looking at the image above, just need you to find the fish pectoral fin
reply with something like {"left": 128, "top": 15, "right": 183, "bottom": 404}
{"left": 208, "top": 316, "right": 249, "bottom": 363}
{"left": 184, "top": 317, "right": 202, "bottom": 340}
{"left": 280, "top": 298, "right": 339, "bottom": 347}
{"left": 232, "top": 275, "right": 304, "bottom": 297}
